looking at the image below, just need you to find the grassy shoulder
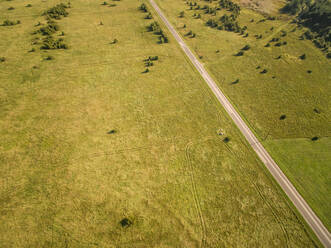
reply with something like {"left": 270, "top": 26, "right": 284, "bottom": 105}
{"left": 0, "top": 0, "right": 322, "bottom": 247}
{"left": 263, "top": 137, "right": 331, "bottom": 229}
{"left": 153, "top": 0, "right": 331, "bottom": 231}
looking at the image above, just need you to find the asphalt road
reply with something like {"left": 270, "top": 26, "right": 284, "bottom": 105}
{"left": 149, "top": 0, "right": 331, "bottom": 247}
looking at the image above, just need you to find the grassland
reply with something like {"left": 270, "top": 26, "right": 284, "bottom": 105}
{"left": 153, "top": 0, "right": 331, "bottom": 231}
{"left": 0, "top": 0, "right": 324, "bottom": 247}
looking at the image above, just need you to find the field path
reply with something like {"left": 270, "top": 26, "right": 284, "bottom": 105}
{"left": 148, "top": 0, "right": 331, "bottom": 247}
{"left": 185, "top": 142, "right": 207, "bottom": 248}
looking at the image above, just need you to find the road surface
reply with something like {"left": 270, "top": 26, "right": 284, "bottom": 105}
{"left": 148, "top": 0, "right": 331, "bottom": 247}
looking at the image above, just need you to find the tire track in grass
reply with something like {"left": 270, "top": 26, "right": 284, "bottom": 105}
{"left": 185, "top": 142, "right": 207, "bottom": 248}
{"left": 223, "top": 144, "right": 290, "bottom": 247}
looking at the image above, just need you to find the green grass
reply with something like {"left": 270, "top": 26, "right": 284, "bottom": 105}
{"left": 0, "top": 0, "right": 323, "bottom": 247}
{"left": 263, "top": 137, "right": 331, "bottom": 229}
{"left": 154, "top": 0, "right": 331, "bottom": 231}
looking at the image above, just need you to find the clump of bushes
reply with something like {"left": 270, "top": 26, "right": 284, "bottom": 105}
{"left": 41, "top": 36, "right": 67, "bottom": 49}
{"left": 1, "top": 20, "right": 20, "bottom": 26}
{"left": 43, "top": 3, "right": 69, "bottom": 19}
{"left": 139, "top": 3, "right": 148, "bottom": 12}
{"left": 147, "top": 22, "right": 169, "bottom": 44}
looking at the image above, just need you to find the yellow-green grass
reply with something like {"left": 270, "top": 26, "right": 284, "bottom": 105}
{"left": 154, "top": 0, "right": 331, "bottom": 231}
{"left": 0, "top": 0, "right": 322, "bottom": 247}
{"left": 263, "top": 137, "right": 331, "bottom": 229}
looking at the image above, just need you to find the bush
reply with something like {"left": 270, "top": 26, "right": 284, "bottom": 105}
{"left": 235, "top": 51, "right": 244, "bottom": 56}
{"left": 139, "top": 3, "right": 148, "bottom": 12}
{"left": 41, "top": 36, "right": 67, "bottom": 50}
{"left": 311, "top": 136, "right": 319, "bottom": 141}
{"left": 8, "top": 7, "right": 15, "bottom": 10}
{"left": 242, "top": 44, "right": 250, "bottom": 50}
{"left": 300, "top": 53, "right": 306, "bottom": 59}
{"left": 261, "top": 69, "right": 268, "bottom": 74}
{"left": 43, "top": 3, "right": 68, "bottom": 19}
{"left": 279, "top": 114, "right": 286, "bottom": 120}
{"left": 223, "top": 137, "right": 230, "bottom": 143}
{"left": 2, "top": 20, "right": 18, "bottom": 26}
{"left": 44, "top": 55, "right": 53, "bottom": 60}
{"left": 26, "top": 4, "right": 32, "bottom": 7}
{"left": 0, "top": 57, "right": 5, "bottom": 62}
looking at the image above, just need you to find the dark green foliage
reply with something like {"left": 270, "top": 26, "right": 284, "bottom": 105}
{"left": 307, "top": 70, "right": 312, "bottom": 73}
{"left": 242, "top": 45, "right": 250, "bottom": 50}
{"left": 145, "top": 12, "right": 152, "bottom": 19}
{"left": 44, "top": 55, "right": 53, "bottom": 60}
{"left": 231, "top": 79, "right": 239, "bottom": 84}
{"left": 235, "top": 51, "right": 244, "bottom": 56}
{"left": 280, "top": 114, "right": 286, "bottom": 120}
{"left": 265, "top": 43, "right": 270, "bottom": 47}
{"left": 38, "top": 22, "right": 60, "bottom": 35}
{"left": 102, "top": 1, "right": 107, "bottom": 5}
{"left": 26, "top": 4, "right": 32, "bottom": 7}
{"left": 120, "top": 218, "right": 132, "bottom": 228}
{"left": 313, "top": 108, "right": 320, "bottom": 113}
{"left": 261, "top": 69, "right": 268, "bottom": 74}
{"left": 300, "top": 53, "right": 306, "bottom": 59}
{"left": 139, "top": 3, "right": 148, "bottom": 12}
{"left": 43, "top": 3, "right": 69, "bottom": 19}
{"left": 107, "top": 129, "right": 116, "bottom": 134}
{"left": 0, "top": 57, "right": 5, "bottom": 62}
{"left": 282, "top": 0, "right": 330, "bottom": 52}
{"left": 147, "top": 22, "right": 169, "bottom": 44}
{"left": 1, "top": 20, "right": 20, "bottom": 26}
{"left": 311, "top": 136, "right": 319, "bottom": 141}
{"left": 143, "top": 68, "right": 149, "bottom": 73}
{"left": 41, "top": 36, "right": 67, "bottom": 50}
{"left": 223, "top": 137, "right": 230, "bottom": 143}
{"left": 8, "top": 6, "right": 15, "bottom": 10}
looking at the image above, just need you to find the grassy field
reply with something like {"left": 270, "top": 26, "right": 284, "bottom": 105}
{"left": 154, "top": 0, "right": 331, "bottom": 231}
{"left": 0, "top": 0, "right": 324, "bottom": 247}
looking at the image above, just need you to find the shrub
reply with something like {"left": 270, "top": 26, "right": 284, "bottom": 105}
{"left": 265, "top": 43, "right": 270, "bottom": 47}
{"left": 242, "top": 44, "right": 250, "bottom": 50}
{"left": 0, "top": 57, "right": 5, "bottom": 62}
{"left": 307, "top": 70, "right": 312, "bottom": 74}
{"left": 261, "top": 69, "right": 268, "bottom": 74}
{"left": 8, "top": 6, "right": 15, "bottom": 10}
{"left": 26, "top": 4, "right": 32, "bottom": 7}
{"left": 44, "top": 55, "right": 53, "bottom": 60}
{"left": 139, "top": 3, "right": 148, "bottom": 12}
{"left": 41, "top": 36, "right": 67, "bottom": 49}
{"left": 2, "top": 20, "right": 17, "bottom": 26}
{"left": 232, "top": 79, "right": 239, "bottom": 84}
{"left": 236, "top": 51, "right": 244, "bottom": 56}
{"left": 107, "top": 129, "right": 116, "bottom": 134}
{"left": 102, "top": 1, "right": 107, "bottom": 5}
{"left": 223, "top": 137, "right": 230, "bottom": 143}
{"left": 279, "top": 114, "right": 286, "bottom": 120}
{"left": 145, "top": 12, "right": 152, "bottom": 19}
{"left": 43, "top": 3, "right": 69, "bottom": 19}
{"left": 300, "top": 54, "right": 306, "bottom": 59}
{"left": 311, "top": 136, "right": 319, "bottom": 141}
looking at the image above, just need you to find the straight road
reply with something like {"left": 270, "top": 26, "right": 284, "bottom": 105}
{"left": 148, "top": 0, "right": 331, "bottom": 247}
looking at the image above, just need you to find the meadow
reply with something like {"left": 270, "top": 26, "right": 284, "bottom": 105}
{"left": 0, "top": 0, "right": 324, "bottom": 247}
{"left": 154, "top": 0, "right": 331, "bottom": 231}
